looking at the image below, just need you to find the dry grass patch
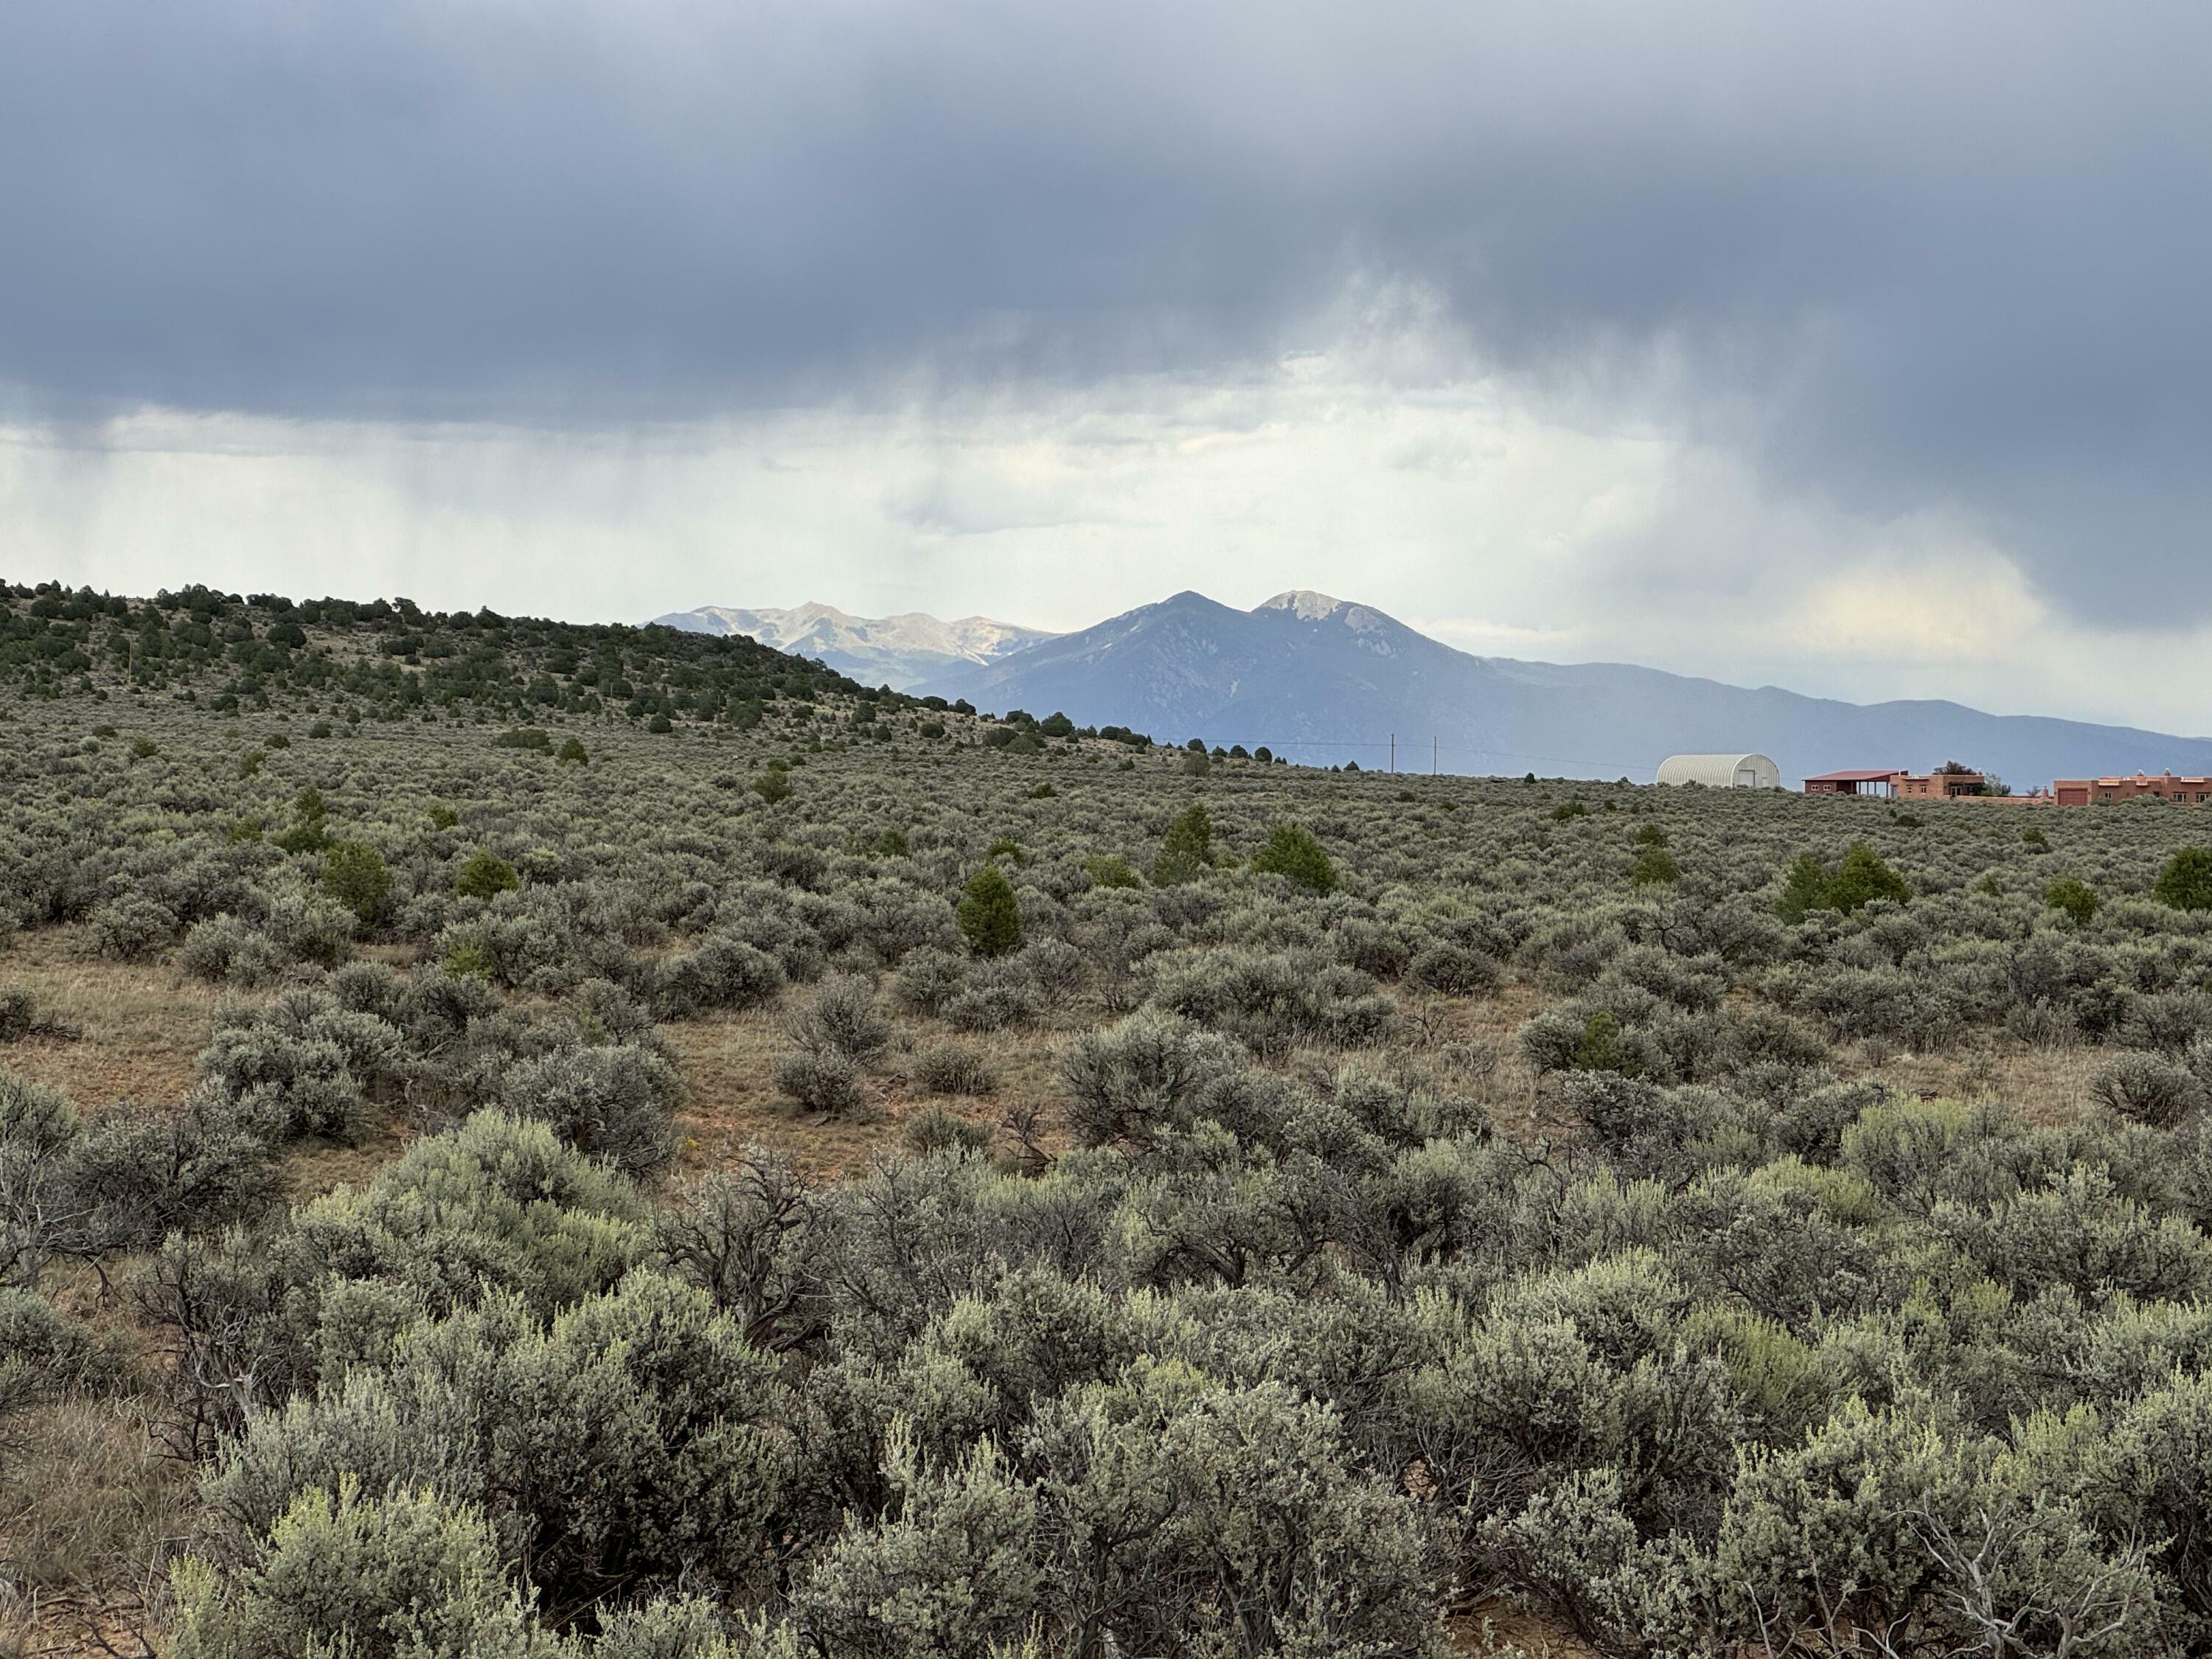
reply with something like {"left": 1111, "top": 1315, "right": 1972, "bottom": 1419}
{"left": 0, "top": 927, "right": 223, "bottom": 1109}
{"left": 0, "top": 1399, "right": 185, "bottom": 1659}
{"left": 663, "top": 1001, "right": 1077, "bottom": 1175}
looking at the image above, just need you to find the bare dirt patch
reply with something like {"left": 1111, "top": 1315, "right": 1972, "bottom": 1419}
{"left": 1448, "top": 1600, "right": 1602, "bottom": 1656}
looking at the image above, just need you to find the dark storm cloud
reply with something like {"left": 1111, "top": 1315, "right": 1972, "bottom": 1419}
{"left": 4, "top": 1, "right": 2208, "bottom": 622}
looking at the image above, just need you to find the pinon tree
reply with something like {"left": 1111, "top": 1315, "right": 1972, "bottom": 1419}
{"left": 956, "top": 864, "right": 1023, "bottom": 957}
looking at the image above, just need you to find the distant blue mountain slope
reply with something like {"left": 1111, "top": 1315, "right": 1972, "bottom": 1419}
{"left": 919, "top": 589, "right": 2212, "bottom": 787}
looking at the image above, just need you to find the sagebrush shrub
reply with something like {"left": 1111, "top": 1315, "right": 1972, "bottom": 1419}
{"left": 171, "top": 1482, "right": 530, "bottom": 1659}
{"left": 501, "top": 1042, "right": 681, "bottom": 1174}
{"left": 1409, "top": 939, "right": 1500, "bottom": 995}
{"left": 785, "top": 977, "right": 891, "bottom": 1064}
{"left": 88, "top": 894, "right": 179, "bottom": 961}
{"left": 2093, "top": 1051, "right": 2205, "bottom": 1127}
{"left": 1060, "top": 1010, "right": 1244, "bottom": 1147}
{"left": 911, "top": 1043, "right": 998, "bottom": 1097}
{"left": 776, "top": 1048, "right": 866, "bottom": 1116}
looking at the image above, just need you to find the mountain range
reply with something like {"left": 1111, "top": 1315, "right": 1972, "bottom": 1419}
{"left": 651, "top": 602, "right": 1055, "bottom": 690}
{"left": 917, "top": 590, "right": 2212, "bottom": 790}
{"left": 654, "top": 590, "right": 2212, "bottom": 788}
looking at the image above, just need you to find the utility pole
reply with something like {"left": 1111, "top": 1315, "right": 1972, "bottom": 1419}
{"left": 1389, "top": 733, "right": 1395, "bottom": 773}
{"left": 1433, "top": 736, "right": 1438, "bottom": 776}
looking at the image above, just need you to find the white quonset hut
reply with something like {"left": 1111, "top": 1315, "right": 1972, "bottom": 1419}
{"left": 1657, "top": 753, "right": 1781, "bottom": 790}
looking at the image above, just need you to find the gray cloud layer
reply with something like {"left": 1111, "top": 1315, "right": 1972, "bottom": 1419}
{"left": 5, "top": 1, "right": 2208, "bottom": 622}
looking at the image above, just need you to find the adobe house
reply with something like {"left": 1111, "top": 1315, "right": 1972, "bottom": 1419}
{"left": 1804, "top": 769, "right": 1905, "bottom": 798}
{"left": 1805, "top": 765, "right": 1992, "bottom": 799}
{"left": 2054, "top": 772, "right": 2212, "bottom": 806}
{"left": 1896, "top": 767, "right": 1987, "bottom": 799}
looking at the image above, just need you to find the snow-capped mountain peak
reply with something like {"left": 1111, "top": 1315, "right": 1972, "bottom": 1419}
{"left": 649, "top": 602, "right": 1057, "bottom": 690}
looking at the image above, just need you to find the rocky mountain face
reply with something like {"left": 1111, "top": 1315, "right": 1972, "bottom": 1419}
{"left": 650, "top": 602, "right": 1056, "bottom": 691}
{"left": 919, "top": 589, "right": 2212, "bottom": 789}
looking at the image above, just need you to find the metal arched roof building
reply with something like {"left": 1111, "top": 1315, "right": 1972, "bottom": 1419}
{"left": 1656, "top": 753, "right": 1781, "bottom": 790}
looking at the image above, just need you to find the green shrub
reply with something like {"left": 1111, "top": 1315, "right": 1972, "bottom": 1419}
{"left": 657, "top": 935, "right": 786, "bottom": 1018}
{"left": 1776, "top": 841, "right": 1909, "bottom": 920}
{"left": 323, "top": 841, "right": 392, "bottom": 925}
{"left": 2154, "top": 847, "right": 2212, "bottom": 911}
{"left": 1152, "top": 803, "right": 1213, "bottom": 887}
{"left": 499, "top": 1043, "right": 681, "bottom": 1175}
{"left": 785, "top": 977, "right": 892, "bottom": 1066}
{"left": 491, "top": 726, "right": 551, "bottom": 751}
{"left": 273, "top": 1110, "right": 646, "bottom": 1321}
{"left": 1084, "top": 852, "right": 1144, "bottom": 890}
{"left": 456, "top": 851, "right": 520, "bottom": 900}
{"left": 2044, "top": 875, "right": 2100, "bottom": 925}
{"left": 957, "top": 865, "right": 1023, "bottom": 957}
{"left": 444, "top": 939, "right": 494, "bottom": 978}
{"left": 555, "top": 737, "right": 588, "bottom": 765}
{"left": 1059, "top": 1010, "right": 1244, "bottom": 1147}
{"left": 752, "top": 768, "right": 792, "bottom": 804}
{"left": 1630, "top": 845, "right": 1681, "bottom": 886}
{"left": 88, "top": 894, "right": 179, "bottom": 960}
{"left": 1019, "top": 1368, "right": 1437, "bottom": 1658}
{"left": 1571, "top": 1009, "right": 1634, "bottom": 1074}
{"left": 1250, "top": 821, "right": 1337, "bottom": 894}
{"left": 792, "top": 1437, "right": 1042, "bottom": 1657}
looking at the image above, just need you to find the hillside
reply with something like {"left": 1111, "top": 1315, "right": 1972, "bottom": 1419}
{"left": 0, "top": 579, "right": 891, "bottom": 728}
{"left": 924, "top": 588, "right": 2212, "bottom": 787}
{"left": 651, "top": 601, "right": 1056, "bottom": 691}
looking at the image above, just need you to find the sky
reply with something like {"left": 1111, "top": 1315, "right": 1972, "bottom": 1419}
{"left": 4, "top": 1, "right": 2210, "bottom": 731}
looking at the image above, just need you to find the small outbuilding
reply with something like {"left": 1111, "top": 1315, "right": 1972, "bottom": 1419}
{"left": 1657, "top": 753, "right": 1781, "bottom": 790}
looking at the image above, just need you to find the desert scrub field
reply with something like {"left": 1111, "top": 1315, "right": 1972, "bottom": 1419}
{"left": 11, "top": 581, "right": 2212, "bottom": 1655}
